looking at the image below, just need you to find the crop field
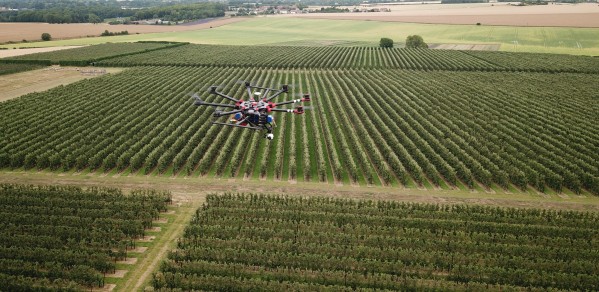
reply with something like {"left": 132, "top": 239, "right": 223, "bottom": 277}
{"left": 3, "top": 18, "right": 599, "bottom": 56}
{"left": 2, "top": 41, "right": 184, "bottom": 66}
{"left": 98, "top": 44, "right": 499, "bottom": 71}
{"left": 0, "top": 62, "right": 597, "bottom": 194}
{"left": 0, "top": 7, "right": 598, "bottom": 291}
{"left": 96, "top": 43, "right": 599, "bottom": 73}
{"left": 0, "top": 63, "right": 43, "bottom": 75}
{"left": 0, "top": 184, "right": 171, "bottom": 290}
{"left": 155, "top": 193, "right": 599, "bottom": 291}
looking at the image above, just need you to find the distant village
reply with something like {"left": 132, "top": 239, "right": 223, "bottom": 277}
{"left": 227, "top": 4, "right": 391, "bottom": 16}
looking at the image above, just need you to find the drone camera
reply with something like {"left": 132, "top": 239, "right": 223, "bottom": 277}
{"left": 266, "top": 133, "right": 274, "bottom": 140}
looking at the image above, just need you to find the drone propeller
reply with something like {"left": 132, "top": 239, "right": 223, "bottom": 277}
{"left": 236, "top": 79, "right": 258, "bottom": 87}
{"left": 280, "top": 83, "right": 296, "bottom": 88}
{"left": 293, "top": 93, "right": 311, "bottom": 101}
{"left": 207, "top": 85, "right": 226, "bottom": 93}
{"left": 189, "top": 93, "right": 204, "bottom": 105}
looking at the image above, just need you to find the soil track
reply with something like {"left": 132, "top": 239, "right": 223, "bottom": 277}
{"left": 0, "top": 17, "right": 246, "bottom": 44}
{"left": 289, "top": 3, "right": 599, "bottom": 27}
{"left": 1, "top": 171, "right": 598, "bottom": 212}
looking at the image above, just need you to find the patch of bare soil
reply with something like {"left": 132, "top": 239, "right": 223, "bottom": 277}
{"left": 154, "top": 218, "right": 168, "bottom": 224}
{"left": 130, "top": 247, "right": 148, "bottom": 253}
{"left": 105, "top": 270, "right": 127, "bottom": 278}
{"left": 0, "top": 66, "right": 124, "bottom": 102}
{"left": 97, "top": 284, "right": 116, "bottom": 292}
{"left": 0, "top": 17, "right": 248, "bottom": 44}
{"left": 117, "top": 257, "right": 138, "bottom": 265}
{"left": 138, "top": 236, "right": 156, "bottom": 242}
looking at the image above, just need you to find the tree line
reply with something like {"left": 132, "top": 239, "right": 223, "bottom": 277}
{"left": 0, "top": 1, "right": 225, "bottom": 23}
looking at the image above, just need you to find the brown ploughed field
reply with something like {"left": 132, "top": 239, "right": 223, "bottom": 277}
{"left": 292, "top": 3, "right": 599, "bottom": 27}
{"left": 0, "top": 17, "right": 245, "bottom": 43}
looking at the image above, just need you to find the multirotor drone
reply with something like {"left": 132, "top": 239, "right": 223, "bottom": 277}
{"left": 191, "top": 81, "right": 311, "bottom": 140}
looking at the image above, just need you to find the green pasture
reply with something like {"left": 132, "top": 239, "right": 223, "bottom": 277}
{"left": 3, "top": 17, "right": 599, "bottom": 55}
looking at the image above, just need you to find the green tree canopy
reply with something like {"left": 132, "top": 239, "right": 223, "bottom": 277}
{"left": 379, "top": 38, "right": 394, "bottom": 48}
{"left": 41, "top": 32, "right": 51, "bottom": 41}
{"left": 88, "top": 13, "right": 102, "bottom": 24}
{"left": 405, "top": 35, "right": 428, "bottom": 49}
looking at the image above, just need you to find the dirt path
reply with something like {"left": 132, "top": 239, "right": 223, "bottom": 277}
{"left": 120, "top": 200, "right": 199, "bottom": 292}
{"left": 0, "top": 66, "right": 124, "bottom": 102}
{"left": 1, "top": 170, "right": 598, "bottom": 212}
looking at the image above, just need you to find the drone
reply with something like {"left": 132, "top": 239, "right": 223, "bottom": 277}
{"left": 191, "top": 81, "right": 311, "bottom": 140}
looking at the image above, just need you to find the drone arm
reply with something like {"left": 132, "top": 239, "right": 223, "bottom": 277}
{"left": 270, "top": 108, "right": 296, "bottom": 113}
{"left": 263, "top": 90, "right": 286, "bottom": 102}
{"left": 270, "top": 106, "right": 307, "bottom": 114}
{"left": 212, "top": 122, "right": 262, "bottom": 131}
{"left": 273, "top": 98, "right": 306, "bottom": 106}
{"left": 213, "top": 109, "right": 243, "bottom": 117}
{"left": 245, "top": 84, "right": 253, "bottom": 100}
{"left": 213, "top": 91, "right": 240, "bottom": 103}
{"left": 263, "top": 88, "right": 271, "bottom": 98}
{"left": 195, "top": 101, "right": 237, "bottom": 108}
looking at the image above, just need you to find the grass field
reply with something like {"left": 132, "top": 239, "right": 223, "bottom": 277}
{"left": 3, "top": 18, "right": 599, "bottom": 55}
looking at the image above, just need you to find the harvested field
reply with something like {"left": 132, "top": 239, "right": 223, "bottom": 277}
{"left": 0, "top": 66, "right": 123, "bottom": 102}
{"left": 0, "top": 17, "right": 246, "bottom": 44}
{"left": 292, "top": 3, "right": 599, "bottom": 27}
